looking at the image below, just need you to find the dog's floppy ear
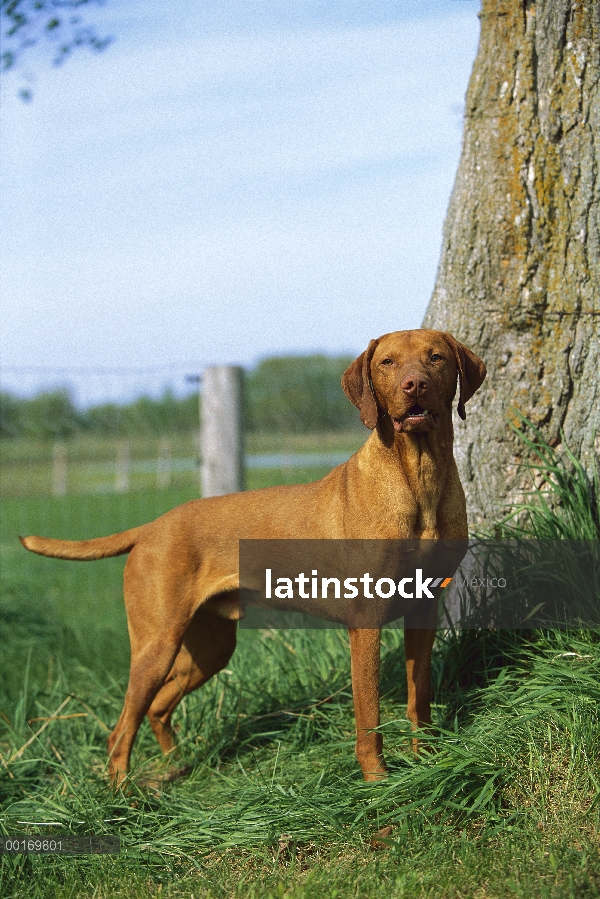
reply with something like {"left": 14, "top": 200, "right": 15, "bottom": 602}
{"left": 341, "top": 339, "right": 380, "bottom": 429}
{"left": 441, "top": 333, "right": 486, "bottom": 420}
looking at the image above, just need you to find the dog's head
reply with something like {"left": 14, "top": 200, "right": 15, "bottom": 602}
{"left": 341, "top": 329, "right": 486, "bottom": 431}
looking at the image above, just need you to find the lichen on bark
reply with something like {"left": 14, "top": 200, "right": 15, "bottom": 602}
{"left": 423, "top": 0, "right": 599, "bottom": 525}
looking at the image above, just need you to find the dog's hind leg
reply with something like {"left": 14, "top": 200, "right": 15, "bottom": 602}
{"left": 108, "top": 638, "right": 183, "bottom": 786}
{"left": 147, "top": 606, "right": 237, "bottom": 754}
{"left": 108, "top": 545, "right": 193, "bottom": 785}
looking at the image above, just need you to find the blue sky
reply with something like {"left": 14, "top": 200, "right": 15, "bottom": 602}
{"left": 0, "top": 0, "right": 481, "bottom": 404}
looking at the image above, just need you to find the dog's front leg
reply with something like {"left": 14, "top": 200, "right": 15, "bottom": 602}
{"left": 403, "top": 596, "right": 437, "bottom": 753}
{"left": 348, "top": 627, "right": 387, "bottom": 781}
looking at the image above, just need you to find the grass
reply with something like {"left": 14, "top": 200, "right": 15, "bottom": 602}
{"left": 492, "top": 411, "right": 599, "bottom": 541}
{"left": 1, "top": 423, "right": 599, "bottom": 897}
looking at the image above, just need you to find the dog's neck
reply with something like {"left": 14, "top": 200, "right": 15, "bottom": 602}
{"left": 375, "top": 406, "right": 454, "bottom": 456}
{"left": 374, "top": 408, "right": 455, "bottom": 538}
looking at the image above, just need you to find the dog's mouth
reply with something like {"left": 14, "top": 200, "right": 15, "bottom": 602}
{"left": 392, "top": 404, "right": 440, "bottom": 432}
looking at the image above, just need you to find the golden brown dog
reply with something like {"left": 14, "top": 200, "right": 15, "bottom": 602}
{"left": 20, "top": 329, "right": 485, "bottom": 785}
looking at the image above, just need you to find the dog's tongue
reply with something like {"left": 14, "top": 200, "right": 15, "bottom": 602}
{"left": 392, "top": 418, "right": 404, "bottom": 432}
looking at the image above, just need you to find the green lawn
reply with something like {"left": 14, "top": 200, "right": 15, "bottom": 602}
{"left": 1, "top": 431, "right": 599, "bottom": 898}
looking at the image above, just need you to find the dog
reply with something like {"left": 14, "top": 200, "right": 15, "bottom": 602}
{"left": 20, "top": 329, "right": 486, "bottom": 785}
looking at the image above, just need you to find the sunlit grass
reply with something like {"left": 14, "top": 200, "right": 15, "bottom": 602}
{"left": 1, "top": 422, "right": 599, "bottom": 898}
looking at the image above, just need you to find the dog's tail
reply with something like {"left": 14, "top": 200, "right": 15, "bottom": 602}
{"left": 19, "top": 525, "right": 146, "bottom": 561}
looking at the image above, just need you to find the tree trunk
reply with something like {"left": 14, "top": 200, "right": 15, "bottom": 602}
{"left": 423, "top": 0, "right": 599, "bottom": 526}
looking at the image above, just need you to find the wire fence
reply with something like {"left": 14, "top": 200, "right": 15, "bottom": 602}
{"left": 0, "top": 359, "right": 365, "bottom": 502}
{"left": 0, "top": 362, "right": 204, "bottom": 409}
{"left": 1, "top": 432, "right": 199, "bottom": 500}
{"left": 1, "top": 365, "right": 200, "bottom": 502}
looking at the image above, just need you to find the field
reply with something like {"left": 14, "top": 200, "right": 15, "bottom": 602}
{"left": 1, "top": 430, "right": 599, "bottom": 898}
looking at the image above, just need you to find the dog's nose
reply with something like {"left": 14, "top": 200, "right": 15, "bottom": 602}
{"left": 401, "top": 374, "right": 429, "bottom": 398}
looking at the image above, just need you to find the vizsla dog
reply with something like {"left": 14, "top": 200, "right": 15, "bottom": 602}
{"left": 21, "top": 329, "right": 485, "bottom": 785}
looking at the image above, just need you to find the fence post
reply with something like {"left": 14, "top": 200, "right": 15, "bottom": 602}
{"left": 201, "top": 366, "right": 244, "bottom": 497}
{"left": 116, "top": 440, "right": 130, "bottom": 493}
{"left": 53, "top": 441, "right": 67, "bottom": 496}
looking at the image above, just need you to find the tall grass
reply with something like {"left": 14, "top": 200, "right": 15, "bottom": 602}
{"left": 493, "top": 409, "right": 599, "bottom": 540}
{"left": 1, "top": 421, "right": 599, "bottom": 898}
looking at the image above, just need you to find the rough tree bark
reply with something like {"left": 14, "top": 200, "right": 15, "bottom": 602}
{"left": 423, "top": 0, "right": 599, "bottom": 526}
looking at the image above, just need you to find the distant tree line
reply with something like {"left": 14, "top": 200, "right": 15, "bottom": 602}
{"left": 0, "top": 355, "right": 361, "bottom": 439}
{"left": 0, "top": 389, "right": 199, "bottom": 439}
{"left": 246, "top": 355, "right": 358, "bottom": 433}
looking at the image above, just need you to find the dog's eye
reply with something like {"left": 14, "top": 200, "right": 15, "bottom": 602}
{"left": 430, "top": 354, "right": 443, "bottom": 363}
{"left": 380, "top": 358, "right": 394, "bottom": 366}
